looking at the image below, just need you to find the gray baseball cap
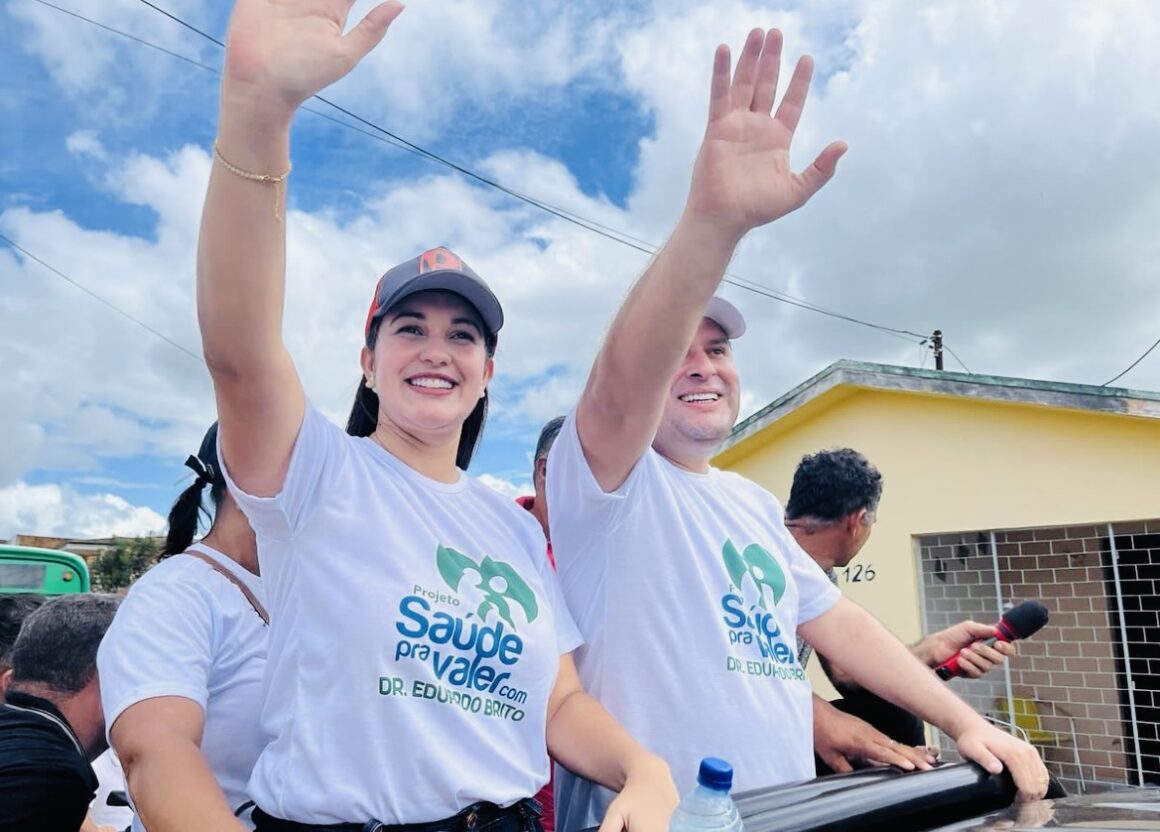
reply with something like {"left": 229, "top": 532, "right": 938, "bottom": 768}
{"left": 364, "top": 247, "right": 504, "bottom": 344}
{"left": 706, "top": 296, "right": 746, "bottom": 339}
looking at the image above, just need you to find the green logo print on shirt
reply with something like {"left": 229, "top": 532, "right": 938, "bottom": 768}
{"left": 436, "top": 545, "right": 539, "bottom": 631}
{"left": 387, "top": 547, "right": 542, "bottom": 721}
{"left": 720, "top": 538, "right": 805, "bottom": 681}
{"left": 722, "top": 539, "right": 786, "bottom": 610}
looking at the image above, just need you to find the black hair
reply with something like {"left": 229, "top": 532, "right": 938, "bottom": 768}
{"left": 346, "top": 315, "right": 499, "bottom": 470}
{"left": 534, "top": 416, "right": 566, "bottom": 466}
{"left": 0, "top": 595, "right": 45, "bottom": 671}
{"left": 9, "top": 594, "right": 119, "bottom": 694}
{"left": 785, "top": 448, "right": 883, "bottom": 522}
{"left": 161, "top": 423, "right": 227, "bottom": 558}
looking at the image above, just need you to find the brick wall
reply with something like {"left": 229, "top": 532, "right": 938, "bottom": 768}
{"left": 917, "top": 520, "right": 1160, "bottom": 791}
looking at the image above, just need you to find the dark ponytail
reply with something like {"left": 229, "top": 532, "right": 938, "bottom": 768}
{"left": 456, "top": 391, "right": 489, "bottom": 470}
{"left": 346, "top": 377, "right": 380, "bottom": 438}
{"left": 346, "top": 319, "right": 496, "bottom": 470}
{"left": 161, "top": 423, "right": 227, "bottom": 558}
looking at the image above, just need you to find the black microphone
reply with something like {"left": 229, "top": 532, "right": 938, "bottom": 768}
{"left": 934, "top": 601, "right": 1049, "bottom": 680}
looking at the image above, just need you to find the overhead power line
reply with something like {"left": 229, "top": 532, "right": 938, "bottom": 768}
{"left": 38, "top": 1, "right": 679, "bottom": 264}
{"left": 0, "top": 231, "right": 204, "bottom": 364}
{"left": 33, "top": 0, "right": 217, "bottom": 74}
{"left": 31, "top": 0, "right": 952, "bottom": 355}
{"left": 1102, "top": 335, "right": 1160, "bottom": 387}
{"left": 944, "top": 344, "right": 972, "bottom": 374}
{"left": 30, "top": 0, "right": 427, "bottom": 158}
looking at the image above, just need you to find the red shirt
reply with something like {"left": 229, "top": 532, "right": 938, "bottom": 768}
{"left": 516, "top": 496, "right": 555, "bottom": 569}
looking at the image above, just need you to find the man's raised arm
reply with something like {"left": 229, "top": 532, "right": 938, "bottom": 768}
{"left": 576, "top": 29, "right": 845, "bottom": 491}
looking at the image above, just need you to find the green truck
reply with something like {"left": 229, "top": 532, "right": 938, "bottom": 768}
{"left": 0, "top": 544, "right": 91, "bottom": 595}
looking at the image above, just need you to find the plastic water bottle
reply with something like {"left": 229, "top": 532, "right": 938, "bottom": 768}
{"left": 669, "top": 758, "right": 743, "bottom": 832}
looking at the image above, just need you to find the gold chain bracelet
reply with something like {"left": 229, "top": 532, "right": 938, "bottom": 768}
{"left": 213, "top": 142, "right": 292, "bottom": 222}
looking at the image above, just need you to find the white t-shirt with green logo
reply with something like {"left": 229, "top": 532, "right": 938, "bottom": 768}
{"left": 547, "top": 413, "right": 841, "bottom": 831}
{"left": 224, "top": 404, "right": 582, "bottom": 825}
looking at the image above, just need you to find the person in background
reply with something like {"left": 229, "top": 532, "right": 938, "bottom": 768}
{"left": 517, "top": 414, "right": 568, "bottom": 832}
{"left": 98, "top": 423, "right": 267, "bottom": 832}
{"left": 0, "top": 595, "right": 45, "bottom": 694}
{"left": 0, "top": 594, "right": 120, "bottom": 831}
{"left": 517, "top": 416, "right": 566, "bottom": 570}
{"left": 2, "top": 594, "right": 120, "bottom": 832}
{"left": 786, "top": 448, "right": 1015, "bottom": 774}
{"left": 547, "top": 26, "right": 1049, "bottom": 831}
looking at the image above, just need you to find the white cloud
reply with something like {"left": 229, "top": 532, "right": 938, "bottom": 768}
{"left": 0, "top": 482, "right": 165, "bottom": 539}
{"left": 8, "top": 0, "right": 217, "bottom": 123}
{"left": 65, "top": 130, "right": 107, "bottom": 162}
{"left": 332, "top": 0, "right": 628, "bottom": 138}
{"left": 0, "top": 145, "right": 219, "bottom": 486}
{"left": 477, "top": 474, "right": 531, "bottom": 500}
{"left": 501, "top": 371, "right": 587, "bottom": 426}
{"left": 10, "top": 0, "right": 626, "bottom": 142}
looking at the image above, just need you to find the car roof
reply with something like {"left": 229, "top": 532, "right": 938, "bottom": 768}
{"left": 926, "top": 786, "right": 1160, "bottom": 831}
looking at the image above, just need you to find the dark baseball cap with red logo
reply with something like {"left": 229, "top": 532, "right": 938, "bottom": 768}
{"left": 363, "top": 247, "right": 504, "bottom": 345}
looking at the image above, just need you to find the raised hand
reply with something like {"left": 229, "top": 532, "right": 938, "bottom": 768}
{"left": 686, "top": 28, "right": 846, "bottom": 241}
{"left": 223, "top": 0, "right": 405, "bottom": 119}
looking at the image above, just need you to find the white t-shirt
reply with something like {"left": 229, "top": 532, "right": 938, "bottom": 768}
{"left": 89, "top": 750, "right": 135, "bottom": 830}
{"left": 97, "top": 543, "right": 268, "bottom": 831}
{"left": 547, "top": 413, "right": 842, "bottom": 831}
{"left": 223, "top": 404, "right": 582, "bottom": 825}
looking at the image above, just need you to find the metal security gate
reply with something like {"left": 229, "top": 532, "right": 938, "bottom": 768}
{"left": 915, "top": 520, "right": 1160, "bottom": 793}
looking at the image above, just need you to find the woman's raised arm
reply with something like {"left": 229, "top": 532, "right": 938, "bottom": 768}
{"left": 198, "top": 0, "right": 403, "bottom": 496}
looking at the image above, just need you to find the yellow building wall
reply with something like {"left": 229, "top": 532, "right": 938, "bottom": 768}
{"left": 713, "top": 386, "right": 1160, "bottom": 694}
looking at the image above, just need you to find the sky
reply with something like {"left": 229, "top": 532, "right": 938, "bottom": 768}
{"left": 2, "top": 0, "right": 1159, "bottom": 540}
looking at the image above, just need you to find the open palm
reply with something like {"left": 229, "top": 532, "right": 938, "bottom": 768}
{"left": 224, "top": 0, "right": 404, "bottom": 114}
{"left": 687, "top": 29, "right": 847, "bottom": 238}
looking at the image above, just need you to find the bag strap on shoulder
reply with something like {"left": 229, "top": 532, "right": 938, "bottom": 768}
{"left": 183, "top": 550, "right": 269, "bottom": 625}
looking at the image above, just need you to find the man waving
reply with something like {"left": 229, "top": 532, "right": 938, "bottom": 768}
{"left": 547, "top": 28, "right": 1048, "bottom": 831}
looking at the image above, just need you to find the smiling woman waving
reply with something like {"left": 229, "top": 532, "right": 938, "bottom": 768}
{"left": 193, "top": 2, "right": 676, "bottom": 832}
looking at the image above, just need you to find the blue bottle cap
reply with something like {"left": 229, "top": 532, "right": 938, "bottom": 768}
{"left": 697, "top": 757, "right": 734, "bottom": 791}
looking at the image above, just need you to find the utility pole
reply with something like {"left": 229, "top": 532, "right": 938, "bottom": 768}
{"left": 932, "top": 330, "right": 944, "bottom": 370}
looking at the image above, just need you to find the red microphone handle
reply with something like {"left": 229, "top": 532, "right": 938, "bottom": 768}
{"left": 934, "top": 626, "right": 1003, "bottom": 680}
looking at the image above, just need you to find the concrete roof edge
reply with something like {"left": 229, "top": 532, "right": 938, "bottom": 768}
{"left": 722, "top": 360, "right": 1160, "bottom": 452}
